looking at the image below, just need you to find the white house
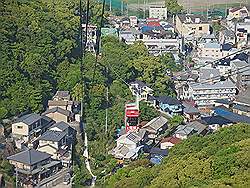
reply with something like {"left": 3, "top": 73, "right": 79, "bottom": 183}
{"left": 129, "top": 80, "right": 154, "bottom": 101}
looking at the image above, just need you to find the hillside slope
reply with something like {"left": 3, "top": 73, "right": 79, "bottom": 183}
{"left": 104, "top": 124, "right": 250, "bottom": 188}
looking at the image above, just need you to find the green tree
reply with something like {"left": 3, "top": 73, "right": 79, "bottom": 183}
{"left": 165, "top": 0, "right": 183, "bottom": 16}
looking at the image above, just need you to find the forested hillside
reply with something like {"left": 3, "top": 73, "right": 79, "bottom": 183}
{"left": 104, "top": 124, "right": 250, "bottom": 188}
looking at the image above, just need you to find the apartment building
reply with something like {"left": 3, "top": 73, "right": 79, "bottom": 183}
{"left": 149, "top": 5, "right": 167, "bottom": 19}
{"left": 182, "top": 80, "right": 237, "bottom": 107}
{"left": 175, "top": 14, "right": 211, "bottom": 38}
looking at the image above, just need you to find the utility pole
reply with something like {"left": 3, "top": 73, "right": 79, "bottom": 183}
{"left": 15, "top": 168, "right": 18, "bottom": 188}
{"left": 121, "top": 1, "right": 123, "bottom": 15}
{"left": 105, "top": 86, "right": 109, "bottom": 133}
{"left": 109, "top": 0, "right": 112, "bottom": 12}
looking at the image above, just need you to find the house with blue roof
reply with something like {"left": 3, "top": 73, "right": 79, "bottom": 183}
{"left": 156, "top": 96, "right": 183, "bottom": 115}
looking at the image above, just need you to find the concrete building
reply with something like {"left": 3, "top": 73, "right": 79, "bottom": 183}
{"left": 149, "top": 5, "right": 167, "bottom": 20}
{"left": 230, "top": 60, "right": 250, "bottom": 90}
{"left": 175, "top": 14, "right": 211, "bottom": 38}
{"left": 182, "top": 80, "right": 237, "bottom": 107}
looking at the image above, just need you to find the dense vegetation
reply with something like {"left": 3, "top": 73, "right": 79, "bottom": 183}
{"left": 104, "top": 124, "right": 250, "bottom": 187}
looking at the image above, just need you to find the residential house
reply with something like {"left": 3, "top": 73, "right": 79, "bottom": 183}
{"left": 52, "top": 91, "right": 71, "bottom": 101}
{"left": 111, "top": 129, "right": 146, "bottom": 160}
{"left": 182, "top": 80, "right": 237, "bottom": 108}
{"left": 182, "top": 101, "right": 200, "bottom": 122}
{"left": 12, "top": 113, "right": 54, "bottom": 143}
{"left": 213, "top": 106, "right": 250, "bottom": 124}
{"left": 141, "top": 116, "right": 168, "bottom": 139}
{"left": 149, "top": 147, "right": 168, "bottom": 164}
{"left": 7, "top": 149, "right": 61, "bottom": 187}
{"left": 156, "top": 96, "right": 183, "bottom": 115}
{"left": 48, "top": 90, "right": 77, "bottom": 112}
{"left": 149, "top": 5, "right": 167, "bottom": 19}
{"left": 37, "top": 121, "right": 74, "bottom": 167}
{"left": 160, "top": 136, "right": 181, "bottom": 149}
{"left": 219, "top": 29, "right": 236, "bottom": 45}
{"left": 232, "top": 104, "right": 250, "bottom": 117}
{"left": 201, "top": 115, "right": 233, "bottom": 131}
{"left": 197, "top": 42, "right": 238, "bottom": 59}
{"left": 174, "top": 121, "right": 207, "bottom": 140}
{"left": 42, "top": 107, "right": 73, "bottom": 123}
{"left": 175, "top": 14, "right": 211, "bottom": 38}
{"left": 227, "top": 7, "right": 249, "bottom": 20}
{"left": 129, "top": 80, "right": 154, "bottom": 101}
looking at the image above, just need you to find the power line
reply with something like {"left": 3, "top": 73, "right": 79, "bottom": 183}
{"left": 191, "top": 64, "right": 250, "bottom": 86}
{"left": 177, "top": 46, "right": 250, "bottom": 77}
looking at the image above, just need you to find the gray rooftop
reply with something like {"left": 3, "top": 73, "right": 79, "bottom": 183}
{"left": 50, "top": 121, "right": 70, "bottom": 132}
{"left": 235, "top": 87, "right": 250, "bottom": 105}
{"left": 53, "top": 91, "right": 70, "bottom": 100}
{"left": 16, "top": 113, "right": 41, "bottom": 126}
{"left": 15, "top": 113, "right": 53, "bottom": 127}
{"left": 190, "top": 80, "right": 236, "bottom": 90}
{"left": 175, "top": 121, "right": 207, "bottom": 136}
{"left": 39, "top": 130, "right": 67, "bottom": 142}
{"left": 182, "top": 102, "right": 200, "bottom": 114}
{"left": 221, "top": 29, "right": 235, "bottom": 38}
{"left": 7, "top": 149, "right": 51, "bottom": 165}
{"left": 143, "top": 116, "right": 168, "bottom": 132}
{"left": 42, "top": 107, "right": 71, "bottom": 117}
{"left": 199, "top": 68, "right": 220, "bottom": 82}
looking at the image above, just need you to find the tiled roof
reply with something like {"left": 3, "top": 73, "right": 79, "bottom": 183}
{"left": 50, "top": 121, "right": 70, "bottom": 131}
{"left": 161, "top": 136, "right": 181, "bottom": 144}
{"left": 7, "top": 149, "right": 51, "bottom": 165}
{"left": 156, "top": 96, "right": 181, "bottom": 105}
{"left": 39, "top": 130, "right": 67, "bottom": 142}
{"left": 143, "top": 116, "right": 168, "bottom": 131}
{"left": 42, "top": 107, "right": 71, "bottom": 117}
{"left": 15, "top": 113, "right": 41, "bottom": 126}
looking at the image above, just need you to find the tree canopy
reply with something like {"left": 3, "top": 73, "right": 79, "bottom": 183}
{"left": 165, "top": 0, "right": 183, "bottom": 16}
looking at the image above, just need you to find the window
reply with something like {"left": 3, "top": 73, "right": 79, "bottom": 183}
{"left": 17, "top": 125, "right": 23, "bottom": 129}
{"left": 199, "top": 26, "right": 202, "bottom": 30}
